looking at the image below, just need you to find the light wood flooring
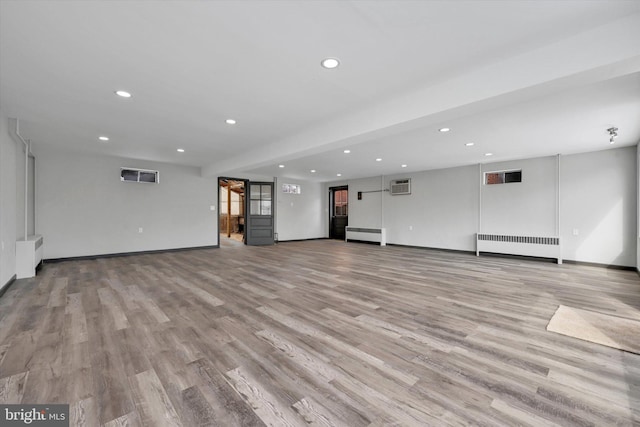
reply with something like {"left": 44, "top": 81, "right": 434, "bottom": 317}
{"left": 1, "top": 240, "right": 639, "bottom": 426}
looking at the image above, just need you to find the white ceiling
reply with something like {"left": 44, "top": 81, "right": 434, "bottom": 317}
{"left": 1, "top": 0, "right": 639, "bottom": 182}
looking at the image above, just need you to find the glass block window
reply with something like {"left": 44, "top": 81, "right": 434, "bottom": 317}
{"left": 282, "top": 184, "right": 301, "bottom": 194}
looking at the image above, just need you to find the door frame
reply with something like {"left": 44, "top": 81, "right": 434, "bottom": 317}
{"left": 329, "top": 185, "right": 349, "bottom": 240}
{"left": 218, "top": 177, "right": 248, "bottom": 245}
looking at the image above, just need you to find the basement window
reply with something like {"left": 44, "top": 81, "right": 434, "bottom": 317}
{"left": 282, "top": 184, "right": 301, "bottom": 194}
{"left": 121, "top": 167, "right": 159, "bottom": 184}
{"left": 485, "top": 170, "right": 522, "bottom": 185}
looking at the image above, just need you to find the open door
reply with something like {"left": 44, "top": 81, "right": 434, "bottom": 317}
{"left": 218, "top": 178, "right": 246, "bottom": 245}
{"left": 329, "top": 186, "right": 348, "bottom": 240}
{"left": 246, "top": 181, "right": 274, "bottom": 246}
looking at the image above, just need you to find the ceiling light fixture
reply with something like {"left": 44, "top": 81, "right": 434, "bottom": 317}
{"left": 98, "top": 136, "right": 109, "bottom": 141}
{"left": 225, "top": 119, "right": 236, "bottom": 125}
{"left": 177, "top": 148, "right": 185, "bottom": 153}
{"left": 465, "top": 142, "right": 474, "bottom": 146}
{"left": 439, "top": 127, "right": 450, "bottom": 133}
{"left": 401, "top": 164, "right": 408, "bottom": 168}
{"left": 310, "top": 169, "right": 316, "bottom": 173}
{"left": 321, "top": 58, "right": 340, "bottom": 69}
{"left": 336, "top": 173, "right": 342, "bottom": 177}
{"left": 485, "top": 153, "right": 493, "bottom": 156}
{"left": 278, "top": 164, "right": 285, "bottom": 168}
{"left": 115, "top": 90, "right": 132, "bottom": 98}
{"left": 343, "top": 149, "right": 351, "bottom": 154}
{"left": 376, "top": 158, "right": 382, "bottom": 162}
{"left": 607, "top": 126, "right": 618, "bottom": 144}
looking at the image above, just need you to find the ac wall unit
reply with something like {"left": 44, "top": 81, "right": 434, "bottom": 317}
{"left": 390, "top": 178, "right": 411, "bottom": 195}
{"left": 121, "top": 167, "right": 159, "bottom": 183}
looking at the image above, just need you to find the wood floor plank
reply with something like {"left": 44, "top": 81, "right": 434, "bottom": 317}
{"left": 491, "top": 398, "right": 564, "bottom": 427}
{"left": 86, "top": 315, "right": 135, "bottom": 424}
{"left": 292, "top": 397, "right": 343, "bottom": 426}
{"left": 70, "top": 396, "right": 99, "bottom": 427}
{"left": 103, "top": 410, "right": 141, "bottom": 427}
{"left": 0, "top": 332, "right": 37, "bottom": 378}
{"left": 97, "top": 287, "right": 130, "bottom": 331}
{"left": 130, "top": 369, "right": 182, "bottom": 427}
{"left": 66, "top": 292, "right": 88, "bottom": 344}
{"left": 177, "top": 385, "right": 218, "bottom": 427}
{"left": 0, "top": 240, "right": 638, "bottom": 426}
{"left": 186, "top": 358, "right": 267, "bottom": 426}
{"left": 0, "top": 371, "right": 29, "bottom": 404}
{"left": 225, "top": 366, "right": 304, "bottom": 427}
{"left": 172, "top": 277, "right": 225, "bottom": 308}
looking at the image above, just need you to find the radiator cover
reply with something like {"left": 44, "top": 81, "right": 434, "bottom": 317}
{"left": 476, "top": 233, "right": 561, "bottom": 264}
{"left": 345, "top": 227, "right": 386, "bottom": 246}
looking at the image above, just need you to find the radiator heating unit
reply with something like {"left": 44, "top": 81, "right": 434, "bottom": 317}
{"left": 345, "top": 227, "right": 387, "bottom": 246}
{"left": 476, "top": 233, "right": 561, "bottom": 264}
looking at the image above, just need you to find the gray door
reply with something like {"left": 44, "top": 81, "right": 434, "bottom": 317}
{"left": 246, "top": 182, "right": 274, "bottom": 246}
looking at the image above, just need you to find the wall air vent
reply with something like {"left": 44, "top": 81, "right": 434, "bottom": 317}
{"left": 120, "top": 167, "right": 159, "bottom": 184}
{"left": 390, "top": 179, "right": 411, "bottom": 195}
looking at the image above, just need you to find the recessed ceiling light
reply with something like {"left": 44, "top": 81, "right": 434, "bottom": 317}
{"left": 115, "top": 90, "right": 132, "bottom": 98}
{"left": 336, "top": 173, "right": 342, "bottom": 177}
{"left": 278, "top": 164, "right": 285, "bottom": 168}
{"left": 465, "top": 142, "right": 475, "bottom": 147}
{"left": 439, "top": 127, "right": 450, "bottom": 133}
{"left": 177, "top": 148, "right": 185, "bottom": 153}
{"left": 401, "top": 164, "right": 407, "bottom": 168}
{"left": 310, "top": 169, "right": 316, "bottom": 173}
{"left": 321, "top": 58, "right": 340, "bottom": 69}
{"left": 225, "top": 119, "right": 236, "bottom": 125}
{"left": 376, "top": 158, "right": 382, "bottom": 162}
{"left": 343, "top": 149, "right": 351, "bottom": 154}
{"left": 98, "top": 136, "right": 109, "bottom": 141}
{"left": 485, "top": 153, "right": 493, "bottom": 156}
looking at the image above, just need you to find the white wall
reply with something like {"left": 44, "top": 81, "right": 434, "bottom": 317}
{"left": 385, "top": 166, "right": 479, "bottom": 250}
{"left": 17, "top": 142, "right": 635, "bottom": 266}
{"left": 276, "top": 178, "right": 325, "bottom": 241}
{"left": 340, "top": 159, "right": 558, "bottom": 252}
{"left": 561, "top": 147, "right": 637, "bottom": 267}
{"left": 637, "top": 143, "right": 640, "bottom": 272}
{"left": 481, "top": 156, "right": 557, "bottom": 237}
{"left": 345, "top": 149, "right": 636, "bottom": 267}
{"left": 348, "top": 176, "right": 385, "bottom": 229}
{"left": 36, "top": 148, "right": 218, "bottom": 259}
{"left": 0, "top": 111, "right": 18, "bottom": 288}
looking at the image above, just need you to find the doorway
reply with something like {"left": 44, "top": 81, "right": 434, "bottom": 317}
{"left": 329, "top": 186, "right": 348, "bottom": 240}
{"left": 218, "top": 178, "right": 275, "bottom": 247}
{"left": 219, "top": 178, "right": 246, "bottom": 246}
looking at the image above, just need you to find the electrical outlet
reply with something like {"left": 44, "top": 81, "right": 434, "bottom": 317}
{"left": 409, "top": 225, "right": 413, "bottom": 231}
{"left": 572, "top": 229, "right": 579, "bottom": 236}
{"left": 138, "top": 227, "right": 143, "bottom": 233}
{"left": 210, "top": 205, "right": 215, "bottom": 211}
{"left": 1, "top": 241, "right": 4, "bottom": 250}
